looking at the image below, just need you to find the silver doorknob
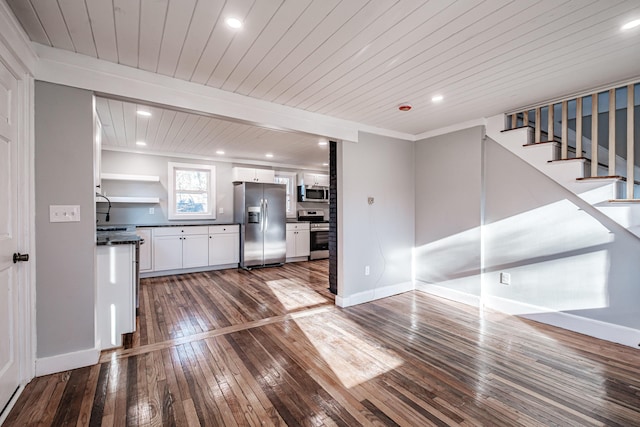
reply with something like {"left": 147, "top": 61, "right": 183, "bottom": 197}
{"left": 13, "top": 253, "right": 29, "bottom": 263}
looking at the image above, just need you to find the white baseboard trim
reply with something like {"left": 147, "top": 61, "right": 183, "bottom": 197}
{"left": 35, "top": 347, "right": 100, "bottom": 377}
{"left": 484, "top": 295, "right": 640, "bottom": 348}
{"left": 141, "top": 263, "right": 238, "bottom": 278}
{"left": 336, "top": 281, "right": 414, "bottom": 308}
{"left": 414, "top": 281, "right": 481, "bottom": 308}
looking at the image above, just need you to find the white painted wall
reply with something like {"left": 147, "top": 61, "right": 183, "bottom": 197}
{"left": 337, "top": 132, "right": 415, "bottom": 307}
{"left": 414, "top": 127, "right": 483, "bottom": 299}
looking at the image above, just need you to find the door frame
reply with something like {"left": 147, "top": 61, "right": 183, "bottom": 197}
{"left": 0, "top": 73, "right": 35, "bottom": 424}
{"left": 0, "top": 8, "right": 36, "bottom": 420}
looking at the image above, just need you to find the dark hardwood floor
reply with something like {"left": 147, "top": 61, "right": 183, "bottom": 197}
{"left": 5, "top": 260, "right": 640, "bottom": 426}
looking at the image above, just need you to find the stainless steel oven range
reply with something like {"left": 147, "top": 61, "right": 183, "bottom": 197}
{"left": 297, "top": 210, "right": 329, "bottom": 260}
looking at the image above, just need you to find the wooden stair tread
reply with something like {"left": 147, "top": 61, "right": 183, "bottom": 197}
{"left": 577, "top": 175, "right": 625, "bottom": 181}
{"left": 501, "top": 125, "right": 535, "bottom": 132}
{"left": 523, "top": 140, "right": 559, "bottom": 147}
{"left": 609, "top": 199, "right": 640, "bottom": 203}
{"left": 577, "top": 175, "right": 640, "bottom": 186}
{"left": 547, "top": 157, "right": 589, "bottom": 163}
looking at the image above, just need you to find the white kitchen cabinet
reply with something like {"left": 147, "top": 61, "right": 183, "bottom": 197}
{"left": 286, "top": 223, "right": 310, "bottom": 260}
{"left": 232, "top": 167, "right": 275, "bottom": 183}
{"left": 208, "top": 225, "right": 239, "bottom": 266}
{"left": 97, "top": 244, "right": 135, "bottom": 350}
{"left": 136, "top": 228, "right": 152, "bottom": 272}
{"left": 183, "top": 234, "right": 209, "bottom": 268}
{"left": 153, "top": 226, "right": 209, "bottom": 271}
{"left": 301, "top": 173, "right": 329, "bottom": 187}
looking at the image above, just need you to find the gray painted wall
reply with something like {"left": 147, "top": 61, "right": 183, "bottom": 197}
{"left": 414, "top": 126, "right": 483, "bottom": 296}
{"left": 99, "top": 150, "right": 235, "bottom": 225}
{"left": 99, "top": 150, "right": 329, "bottom": 225}
{"left": 339, "top": 132, "right": 415, "bottom": 299}
{"left": 484, "top": 138, "right": 640, "bottom": 329}
{"left": 35, "top": 81, "right": 96, "bottom": 357}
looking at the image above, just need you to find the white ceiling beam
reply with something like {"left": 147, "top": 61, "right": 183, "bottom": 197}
{"left": 33, "top": 43, "right": 415, "bottom": 143}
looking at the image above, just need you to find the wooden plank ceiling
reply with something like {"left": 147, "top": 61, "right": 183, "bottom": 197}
{"left": 95, "top": 97, "right": 330, "bottom": 168}
{"left": 7, "top": 0, "right": 640, "bottom": 162}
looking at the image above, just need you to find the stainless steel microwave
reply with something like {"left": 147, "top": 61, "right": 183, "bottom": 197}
{"left": 297, "top": 185, "right": 329, "bottom": 203}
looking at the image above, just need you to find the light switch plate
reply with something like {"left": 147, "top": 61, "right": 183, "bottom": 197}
{"left": 49, "top": 205, "right": 81, "bottom": 222}
{"left": 500, "top": 272, "right": 511, "bottom": 285}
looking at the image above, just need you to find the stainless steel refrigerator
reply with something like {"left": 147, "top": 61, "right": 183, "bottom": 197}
{"left": 234, "top": 182, "right": 286, "bottom": 269}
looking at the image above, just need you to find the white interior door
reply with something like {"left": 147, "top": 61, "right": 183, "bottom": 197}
{"left": 0, "top": 60, "right": 20, "bottom": 413}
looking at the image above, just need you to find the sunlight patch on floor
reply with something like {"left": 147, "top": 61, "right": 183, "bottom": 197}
{"left": 266, "top": 279, "right": 328, "bottom": 311}
{"left": 293, "top": 314, "right": 403, "bottom": 389}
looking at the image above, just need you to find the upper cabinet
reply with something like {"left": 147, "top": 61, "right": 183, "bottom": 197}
{"left": 300, "top": 172, "right": 329, "bottom": 187}
{"left": 232, "top": 167, "right": 275, "bottom": 183}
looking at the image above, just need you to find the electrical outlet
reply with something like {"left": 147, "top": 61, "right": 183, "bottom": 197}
{"left": 365, "top": 265, "right": 370, "bottom": 276}
{"left": 367, "top": 197, "right": 374, "bottom": 205}
{"left": 500, "top": 272, "right": 511, "bottom": 285}
{"left": 49, "top": 205, "right": 81, "bottom": 222}
{"left": 219, "top": 207, "right": 224, "bottom": 214}
{"left": 149, "top": 207, "right": 155, "bottom": 215}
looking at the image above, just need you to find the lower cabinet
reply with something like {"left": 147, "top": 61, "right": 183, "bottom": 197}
{"left": 286, "top": 223, "right": 310, "bottom": 260}
{"left": 209, "top": 225, "right": 239, "bottom": 265}
{"left": 97, "top": 244, "right": 135, "bottom": 350}
{"left": 153, "top": 226, "right": 209, "bottom": 271}
{"left": 150, "top": 225, "right": 240, "bottom": 273}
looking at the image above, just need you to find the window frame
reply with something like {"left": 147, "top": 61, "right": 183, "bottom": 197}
{"left": 167, "top": 162, "right": 216, "bottom": 220}
{"left": 274, "top": 171, "right": 297, "bottom": 218}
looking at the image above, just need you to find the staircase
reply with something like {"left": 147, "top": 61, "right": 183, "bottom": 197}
{"left": 486, "top": 115, "right": 640, "bottom": 238}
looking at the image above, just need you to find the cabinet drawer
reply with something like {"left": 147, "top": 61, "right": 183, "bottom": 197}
{"left": 286, "top": 222, "right": 310, "bottom": 231}
{"left": 152, "top": 226, "right": 209, "bottom": 237}
{"left": 209, "top": 225, "right": 239, "bottom": 234}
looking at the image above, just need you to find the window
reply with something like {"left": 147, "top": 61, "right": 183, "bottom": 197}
{"left": 168, "top": 162, "right": 216, "bottom": 220}
{"left": 274, "top": 171, "right": 297, "bottom": 218}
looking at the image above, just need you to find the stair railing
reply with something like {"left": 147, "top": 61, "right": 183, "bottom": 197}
{"left": 506, "top": 82, "right": 639, "bottom": 200}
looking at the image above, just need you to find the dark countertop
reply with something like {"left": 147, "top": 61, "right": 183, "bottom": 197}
{"left": 96, "top": 226, "right": 141, "bottom": 246}
{"left": 128, "top": 223, "right": 239, "bottom": 228}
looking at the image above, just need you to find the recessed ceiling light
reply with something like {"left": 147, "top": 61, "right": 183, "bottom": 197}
{"left": 136, "top": 110, "right": 151, "bottom": 117}
{"left": 226, "top": 17, "right": 243, "bottom": 29}
{"left": 136, "top": 141, "right": 147, "bottom": 146}
{"left": 216, "top": 150, "right": 225, "bottom": 155}
{"left": 318, "top": 141, "right": 328, "bottom": 146}
{"left": 265, "top": 153, "right": 274, "bottom": 158}
{"left": 431, "top": 95, "right": 444, "bottom": 103}
{"left": 621, "top": 19, "right": 640, "bottom": 30}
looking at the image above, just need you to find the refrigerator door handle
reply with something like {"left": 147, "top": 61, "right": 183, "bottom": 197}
{"left": 264, "top": 198, "right": 269, "bottom": 231}
{"left": 259, "top": 199, "right": 264, "bottom": 232}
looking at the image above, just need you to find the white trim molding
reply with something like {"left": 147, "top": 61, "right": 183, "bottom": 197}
{"left": 483, "top": 295, "right": 640, "bottom": 349}
{"left": 0, "top": 1, "right": 37, "bottom": 75}
{"left": 35, "top": 347, "right": 100, "bottom": 377}
{"left": 335, "top": 281, "right": 414, "bottom": 308}
{"left": 414, "top": 281, "right": 482, "bottom": 308}
{"left": 0, "top": 1, "right": 37, "bottom": 412}
{"left": 414, "top": 118, "right": 487, "bottom": 141}
{"left": 33, "top": 44, "right": 415, "bottom": 144}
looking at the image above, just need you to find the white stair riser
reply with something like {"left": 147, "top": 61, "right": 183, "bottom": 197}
{"left": 486, "top": 115, "right": 640, "bottom": 238}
